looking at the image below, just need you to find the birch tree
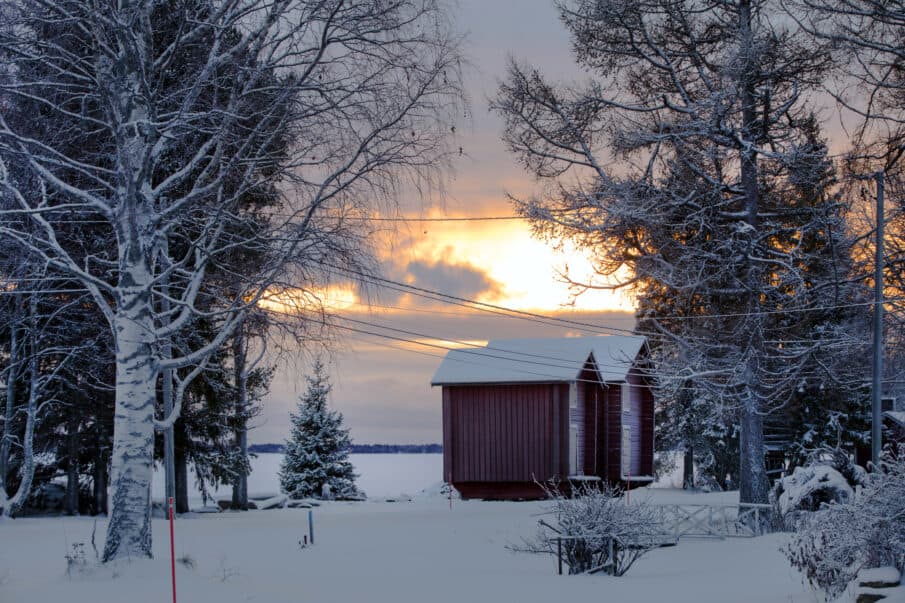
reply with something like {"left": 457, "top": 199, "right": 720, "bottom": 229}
{"left": 493, "top": 0, "right": 861, "bottom": 505}
{"left": 0, "top": 279, "right": 87, "bottom": 517}
{"left": 0, "top": 0, "right": 463, "bottom": 560}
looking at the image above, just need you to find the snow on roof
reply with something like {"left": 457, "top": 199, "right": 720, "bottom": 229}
{"left": 885, "top": 411, "right": 905, "bottom": 429}
{"left": 430, "top": 335, "right": 646, "bottom": 386}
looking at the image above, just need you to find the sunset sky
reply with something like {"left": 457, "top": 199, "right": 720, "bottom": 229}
{"left": 257, "top": 0, "right": 640, "bottom": 445}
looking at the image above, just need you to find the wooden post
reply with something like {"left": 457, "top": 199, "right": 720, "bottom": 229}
{"left": 557, "top": 538, "right": 562, "bottom": 575}
{"left": 674, "top": 506, "right": 680, "bottom": 542}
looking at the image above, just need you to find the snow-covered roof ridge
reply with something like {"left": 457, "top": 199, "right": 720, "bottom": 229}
{"left": 430, "top": 335, "right": 646, "bottom": 386}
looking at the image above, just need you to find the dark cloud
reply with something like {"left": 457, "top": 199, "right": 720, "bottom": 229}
{"left": 405, "top": 258, "right": 502, "bottom": 300}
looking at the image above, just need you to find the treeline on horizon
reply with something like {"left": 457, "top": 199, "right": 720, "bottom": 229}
{"left": 249, "top": 443, "right": 442, "bottom": 455}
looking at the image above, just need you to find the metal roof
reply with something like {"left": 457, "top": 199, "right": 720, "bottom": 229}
{"left": 430, "top": 335, "right": 646, "bottom": 386}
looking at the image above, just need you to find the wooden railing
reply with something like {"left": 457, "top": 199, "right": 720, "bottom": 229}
{"left": 649, "top": 502, "right": 775, "bottom": 541}
{"left": 544, "top": 502, "right": 775, "bottom": 575}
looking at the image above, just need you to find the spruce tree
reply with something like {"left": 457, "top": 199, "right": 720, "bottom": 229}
{"left": 279, "top": 361, "right": 361, "bottom": 500}
{"left": 493, "top": 0, "right": 866, "bottom": 505}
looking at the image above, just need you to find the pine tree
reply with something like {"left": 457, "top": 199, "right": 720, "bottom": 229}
{"left": 279, "top": 361, "right": 361, "bottom": 500}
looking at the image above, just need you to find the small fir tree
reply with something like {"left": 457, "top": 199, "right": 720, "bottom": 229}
{"left": 279, "top": 361, "right": 361, "bottom": 500}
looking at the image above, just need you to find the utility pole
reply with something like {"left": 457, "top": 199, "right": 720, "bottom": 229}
{"left": 872, "top": 171, "right": 885, "bottom": 468}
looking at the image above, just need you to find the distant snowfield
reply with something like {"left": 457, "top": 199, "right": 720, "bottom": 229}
{"left": 150, "top": 453, "right": 444, "bottom": 503}
{"left": 3, "top": 456, "right": 822, "bottom": 603}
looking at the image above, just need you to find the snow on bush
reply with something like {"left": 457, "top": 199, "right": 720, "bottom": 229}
{"left": 785, "top": 452, "right": 905, "bottom": 599}
{"left": 771, "top": 447, "right": 865, "bottom": 529}
{"left": 513, "top": 483, "right": 664, "bottom": 576}
{"left": 772, "top": 465, "right": 853, "bottom": 516}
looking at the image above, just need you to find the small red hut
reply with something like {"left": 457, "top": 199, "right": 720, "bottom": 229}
{"left": 431, "top": 336, "right": 654, "bottom": 500}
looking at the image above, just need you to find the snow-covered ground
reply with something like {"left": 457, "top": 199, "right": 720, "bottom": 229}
{"left": 3, "top": 454, "right": 826, "bottom": 603}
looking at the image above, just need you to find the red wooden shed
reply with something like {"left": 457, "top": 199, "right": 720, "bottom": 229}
{"left": 431, "top": 336, "right": 654, "bottom": 500}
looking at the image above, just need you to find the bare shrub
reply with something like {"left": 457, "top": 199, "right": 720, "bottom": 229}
{"left": 513, "top": 483, "right": 665, "bottom": 576}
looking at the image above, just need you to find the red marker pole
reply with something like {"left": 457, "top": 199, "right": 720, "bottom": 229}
{"left": 168, "top": 497, "right": 177, "bottom": 603}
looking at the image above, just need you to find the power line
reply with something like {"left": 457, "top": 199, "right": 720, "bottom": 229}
{"left": 332, "top": 323, "right": 644, "bottom": 385}
{"left": 334, "top": 314, "right": 642, "bottom": 374}
{"left": 3, "top": 213, "right": 528, "bottom": 225}
{"left": 332, "top": 320, "right": 852, "bottom": 387}
{"left": 1, "top": 270, "right": 891, "bottom": 354}
{"left": 322, "top": 262, "right": 898, "bottom": 341}
{"left": 323, "top": 262, "right": 639, "bottom": 336}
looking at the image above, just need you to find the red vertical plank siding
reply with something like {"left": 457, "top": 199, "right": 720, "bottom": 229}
{"left": 561, "top": 384, "right": 570, "bottom": 478}
{"left": 571, "top": 380, "right": 583, "bottom": 474}
{"left": 626, "top": 372, "right": 643, "bottom": 476}
{"left": 571, "top": 360, "right": 598, "bottom": 475}
{"left": 476, "top": 387, "right": 484, "bottom": 481}
{"left": 582, "top": 381, "right": 599, "bottom": 476}
{"left": 458, "top": 387, "right": 466, "bottom": 481}
{"left": 498, "top": 388, "right": 506, "bottom": 480}
{"left": 443, "top": 388, "right": 452, "bottom": 481}
{"left": 443, "top": 350, "right": 654, "bottom": 492}
{"left": 446, "top": 383, "right": 563, "bottom": 485}
{"left": 550, "top": 386, "right": 556, "bottom": 477}
{"left": 442, "top": 366, "right": 653, "bottom": 496}
{"left": 640, "top": 384, "right": 655, "bottom": 476}
{"left": 463, "top": 387, "right": 472, "bottom": 481}
{"left": 597, "top": 384, "right": 608, "bottom": 480}
{"left": 605, "top": 384, "right": 623, "bottom": 482}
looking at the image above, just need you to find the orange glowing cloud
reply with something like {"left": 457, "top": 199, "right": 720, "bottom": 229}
{"left": 377, "top": 208, "right": 634, "bottom": 313}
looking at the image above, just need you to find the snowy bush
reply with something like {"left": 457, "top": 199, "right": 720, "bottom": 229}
{"left": 771, "top": 448, "right": 866, "bottom": 529}
{"left": 514, "top": 483, "right": 664, "bottom": 576}
{"left": 785, "top": 452, "right": 905, "bottom": 599}
{"left": 772, "top": 466, "right": 853, "bottom": 527}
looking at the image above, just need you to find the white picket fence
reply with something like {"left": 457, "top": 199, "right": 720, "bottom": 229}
{"left": 650, "top": 502, "right": 774, "bottom": 541}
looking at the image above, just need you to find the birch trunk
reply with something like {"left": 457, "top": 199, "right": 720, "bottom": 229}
{"left": 102, "top": 3, "right": 159, "bottom": 558}
{"left": 0, "top": 296, "right": 18, "bottom": 499}
{"left": 3, "top": 295, "right": 39, "bottom": 517}
{"left": 103, "top": 292, "right": 157, "bottom": 559}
